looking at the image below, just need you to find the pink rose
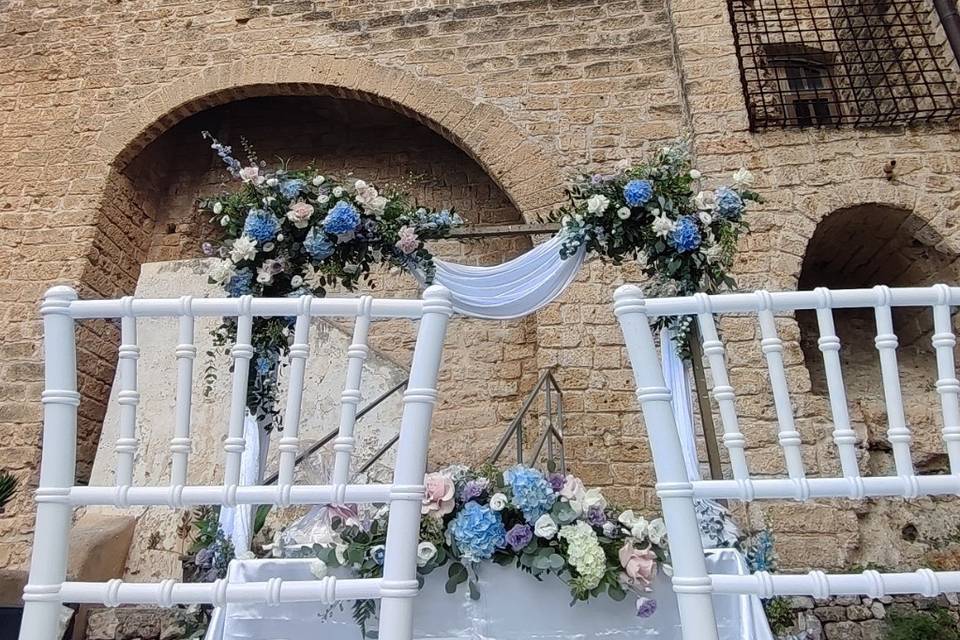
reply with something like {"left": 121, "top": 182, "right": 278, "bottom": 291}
{"left": 422, "top": 472, "right": 455, "bottom": 518}
{"left": 286, "top": 201, "right": 315, "bottom": 228}
{"left": 619, "top": 540, "right": 658, "bottom": 587}
{"left": 396, "top": 225, "right": 419, "bottom": 255}
{"left": 239, "top": 166, "right": 265, "bottom": 185}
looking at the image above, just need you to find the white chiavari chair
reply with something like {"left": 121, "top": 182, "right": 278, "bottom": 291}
{"left": 614, "top": 284, "right": 960, "bottom": 640}
{"left": 20, "top": 284, "right": 453, "bottom": 640}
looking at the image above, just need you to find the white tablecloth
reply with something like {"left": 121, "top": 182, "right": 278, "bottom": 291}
{"left": 205, "top": 549, "right": 773, "bottom": 640}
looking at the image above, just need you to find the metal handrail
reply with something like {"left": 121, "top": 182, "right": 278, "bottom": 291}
{"left": 488, "top": 368, "right": 565, "bottom": 474}
{"left": 262, "top": 378, "right": 408, "bottom": 486}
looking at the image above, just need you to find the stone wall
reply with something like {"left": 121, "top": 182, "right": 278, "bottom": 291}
{"left": 1, "top": 0, "right": 960, "bottom": 587}
{"left": 780, "top": 593, "right": 960, "bottom": 640}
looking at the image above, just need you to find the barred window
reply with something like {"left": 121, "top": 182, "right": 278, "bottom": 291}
{"left": 728, "top": 0, "right": 960, "bottom": 130}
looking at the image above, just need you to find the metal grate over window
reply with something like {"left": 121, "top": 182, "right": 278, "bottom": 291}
{"left": 727, "top": 0, "right": 960, "bottom": 130}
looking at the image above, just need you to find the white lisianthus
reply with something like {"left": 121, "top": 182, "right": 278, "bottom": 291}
{"left": 689, "top": 169, "right": 702, "bottom": 179}
{"left": 220, "top": 215, "right": 230, "bottom": 227}
{"left": 698, "top": 210, "right": 713, "bottom": 226}
{"left": 212, "top": 201, "right": 223, "bottom": 214}
{"left": 647, "top": 518, "right": 668, "bottom": 545}
{"left": 229, "top": 236, "right": 257, "bottom": 262}
{"left": 489, "top": 492, "right": 508, "bottom": 511}
{"left": 560, "top": 475, "right": 586, "bottom": 501}
{"left": 266, "top": 177, "right": 279, "bottom": 187}
{"left": 256, "top": 269, "right": 273, "bottom": 285}
{"left": 732, "top": 167, "right": 754, "bottom": 187}
{"left": 695, "top": 190, "right": 716, "bottom": 211}
{"left": 318, "top": 194, "right": 330, "bottom": 204}
{"left": 534, "top": 514, "right": 559, "bottom": 539}
{"left": 616, "top": 206, "right": 631, "bottom": 220}
{"left": 630, "top": 518, "right": 650, "bottom": 540}
{"left": 312, "top": 175, "right": 325, "bottom": 186}
{"left": 291, "top": 275, "right": 304, "bottom": 288}
{"left": 581, "top": 488, "right": 607, "bottom": 512}
{"left": 416, "top": 541, "right": 438, "bottom": 567}
{"left": 208, "top": 259, "right": 235, "bottom": 285}
{"left": 586, "top": 194, "right": 610, "bottom": 214}
{"left": 309, "top": 559, "right": 328, "bottom": 579}
{"left": 332, "top": 186, "right": 344, "bottom": 197}
{"left": 618, "top": 509, "right": 640, "bottom": 528}
{"left": 651, "top": 213, "right": 676, "bottom": 239}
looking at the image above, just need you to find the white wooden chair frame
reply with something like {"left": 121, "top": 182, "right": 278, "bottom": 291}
{"left": 614, "top": 284, "right": 960, "bottom": 640}
{"left": 20, "top": 284, "right": 453, "bottom": 640}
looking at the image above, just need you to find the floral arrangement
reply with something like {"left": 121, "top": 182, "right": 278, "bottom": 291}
{"left": 282, "top": 464, "right": 670, "bottom": 635}
{"left": 553, "top": 141, "right": 760, "bottom": 350}
{"left": 198, "top": 134, "right": 462, "bottom": 427}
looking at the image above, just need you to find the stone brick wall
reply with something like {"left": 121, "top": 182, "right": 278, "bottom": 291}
{"left": 780, "top": 593, "right": 960, "bottom": 640}
{"left": 2, "top": 0, "right": 960, "bottom": 589}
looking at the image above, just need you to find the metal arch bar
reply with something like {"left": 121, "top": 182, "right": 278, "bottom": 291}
{"left": 263, "top": 378, "right": 408, "bottom": 486}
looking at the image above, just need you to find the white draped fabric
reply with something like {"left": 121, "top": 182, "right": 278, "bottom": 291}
{"left": 217, "top": 412, "right": 267, "bottom": 554}
{"left": 413, "top": 234, "right": 586, "bottom": 319}
{"left": 205, "top": 550, "right": 774, "bottom": 640}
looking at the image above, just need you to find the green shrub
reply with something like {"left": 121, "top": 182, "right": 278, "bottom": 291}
{"left": 763, "top": 596, "right": 795, "bottom": 635}
{"left": 884, "top": 607, "right": 960, "bottom": 640}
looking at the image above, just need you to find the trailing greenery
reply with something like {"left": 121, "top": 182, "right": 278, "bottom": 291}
{"left": 763, "top": 596, "right": 795, "bottom": 635}
{"left": 883, "top": 606, "right": 960, "bottom": 640}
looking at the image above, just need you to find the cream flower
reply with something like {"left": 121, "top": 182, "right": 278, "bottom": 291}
{"left": 617, "top": 206, "right": 631, "bottom": 220}
{"left": 416, "top": 541, "right": 437, "bottom": 567}
{"left": 312, "top": 175, "right": 325, "bottom": 186}
{"left": 309, "top": 559, "right": 328, "bottom": 579}
{"left": 489, "top": 492, "right": 508, "bottom": 511}
{"left": 695, "top": 190, "right": 716, "bottom": 211}
{"left": 208, "top": 259, "right": 235, "bottom": 285}
{"left": 286, "top": 201, "right": 315, "bottom": 228}
{"left": 732, "top": 167, "right": 754, "bottom": 187}
{"left": 212, "top": 201, "right": 223, "bottom": 214}
{"left": 534, "top": 514, "right": 559, "bottom": 539}
{"left": 229, "top": 236, "right": 257, "bottom": 262}
{"left": 646, "top": 518, "right": 668, "bottom": 545}
{"left": 586, "top": 194, "right": 610, "bottom": 214}
{"left": 698, "top": 210, "right": 713, "bottom": 226}
{"left": 651, "top": 213, "right": 676, "bottom": 239}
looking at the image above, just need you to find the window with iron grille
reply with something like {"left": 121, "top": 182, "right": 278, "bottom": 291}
{"left": 728, "top": 0, "right": 960, "bottom": 130}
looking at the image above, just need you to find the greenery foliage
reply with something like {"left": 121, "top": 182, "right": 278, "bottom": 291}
{"left": 884, "top": 607, "right": 960, "bottom": 640}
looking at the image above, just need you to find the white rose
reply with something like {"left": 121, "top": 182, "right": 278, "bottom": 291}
{"left": 354, "top": 179, "right": 368, "bottom": 190}
{"left": 651, "top": 213, "right": 676, "bottom": 239}
{"left": 617, "top": 206, "right": 631, "bottom": 220}
{"left": 312, "top": 175, "right": 325, "bottom": 186}
{"left": 416, "top": 541, "right": 437, "bottom": 567}
{"left": 309, "top": 559, "right": 328, "bottom": 579}
{"left": 318, "top": 194, "right": 330, "bottom": 204}
{"left": 489, "top": 492, "right": 508, "bottom": 511}
{"left": 698, "top": 210, "right": 713, "bottom": 226}
{"left": 229, "top": 236, "right": 257, "bottom": 262}
{"left": 689, "top": 169, "right": 702, "bottom": 179}
{"left": 695, "top": 190, "right": 716, "bottom": 211}
{"left": 291, "top": 275, "right": 303, "bottom": 288}
{"left": 276, "top": 233, "right": 284, "bottom": 242}
{"left": 212, "top": 202, "right": 223, "bottom": 214}
{"left": 586, "top": 194, "right": 610, "bottom": 214}
{"left": 266, "top": 177, "right": 279, "bottom": 187}
{"left": 332, "top": 186, "right": 344, "bottom": 197}
{"left": 732, "top": 167, "right": 754, "bottom": 187}
{"left": 220, "top": 215, "right": 230, "bottom": 226}
{"left": 534, "top": 514, "right": 559, "bottom": 540}
{"left": 647, "top": 518, "right": 668, "bottom": 545}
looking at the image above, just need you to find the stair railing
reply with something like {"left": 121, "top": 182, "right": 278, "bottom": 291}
{"left": 488, "top": 367, "right": 566, "bottom": 474}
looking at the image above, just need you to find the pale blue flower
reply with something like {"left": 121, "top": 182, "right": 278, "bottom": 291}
{"left": 623, "top": 179, "right": 653, "bottom": 207}
{"left": 668, "top": 216, "right": 701, "bottom": 253}
{"left": 504, "top": 465, "right": 556, "bottom": 523}
{"left": 714, "top": 186, "right": 744, "bottom": 220}
{"left": 279, "top": 179, "right": 305, "bottom": 199}
{"left": 303, "top": 227, "right": 335, "bottom": 260}
{"left": 323, "top": 201, "right": 360, "bottom": 235}
{"left": 242, "top": 209, "right": 280, "bottom": 243}
{"left": 448, "top": 501, "right": 506, "bottom": 561}
{"left": 224, "top": 268, "right": 253, "bottom": 297}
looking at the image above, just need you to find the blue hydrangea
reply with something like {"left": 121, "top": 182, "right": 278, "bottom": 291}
{"left": 225, "top": 268, "right": 253, "bottom": 297}
{"left": 448, "top": 501, "right": 506, "bottom": 561}
{"left": 303, "top": 227, "right": 335, "bottom": 260}
{"left": 323, "top": 201, "right": 360, "bottom": 235}
{"left": 623, "top": 179, "right": 654, "bottom": 207}
{"left": 714, "top": 186, "right": 744, "bottom": 220}
{"left": 279, "top": 179, "right": 305, "bottom": 200}
{"left": 242, "top": 209, "right": 281, "bottom": 243}
{"left": 504, "top": 465, "right": 556, "bottom": 523}
{"left": 668, "top": 216, "right": 701, "bottom": 253}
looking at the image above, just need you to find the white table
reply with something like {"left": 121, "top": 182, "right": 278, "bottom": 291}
{"left": 206, "top": 549, "right": 773, "bottom": 640}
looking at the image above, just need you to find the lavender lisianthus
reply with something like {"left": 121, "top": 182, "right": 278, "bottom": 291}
{"left": 714, "top": 186, "right": 744, "bottom": 221}
{"left": 461, "top": 478, "right": 489, "bottom": 503}
{"left": 623, "top": 179, "right": 654, "bottom": 207}
{"left": 448, "top": 501, "right": 506, "bottom": 561}
{"left": 668, "top": 216, "right": 701, "bottom": 253}
{"left": 323, "top": 201, "right": 360, "bottom": 235}
{"left": 586, "top": 506, "right": 607, "bottom": 526}
{"left": 243, "top": 209, "right": 281, "bottom": 243}
{"left": 636, "top": 597, "right": 657, "bottom": 618}
{"left": 504, "top": 465, "right": 556, "bottom": 523}
{"left": 505, "top": 523, "right": 534, "bottom": 552}
{"left": 303, "top": 227, "right": 335, "bottom": 260}
{"left": 548, "top": 473, "right": 566, "bottom": 492}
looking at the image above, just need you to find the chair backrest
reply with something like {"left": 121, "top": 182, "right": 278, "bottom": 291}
{"left": 614, "top": 284, "right": 960, "bottom": 640}
{"left": 20, "top": 285, "right": 452, "bottom": 640}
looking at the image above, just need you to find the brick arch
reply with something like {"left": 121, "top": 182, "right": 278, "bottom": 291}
{"left": 95, "top": 55, "right": 566, "bottom": 220}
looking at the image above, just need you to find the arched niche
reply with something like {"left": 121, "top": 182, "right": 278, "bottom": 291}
{"left": 74, "top": 93, "right": 541, "bottom": 483}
